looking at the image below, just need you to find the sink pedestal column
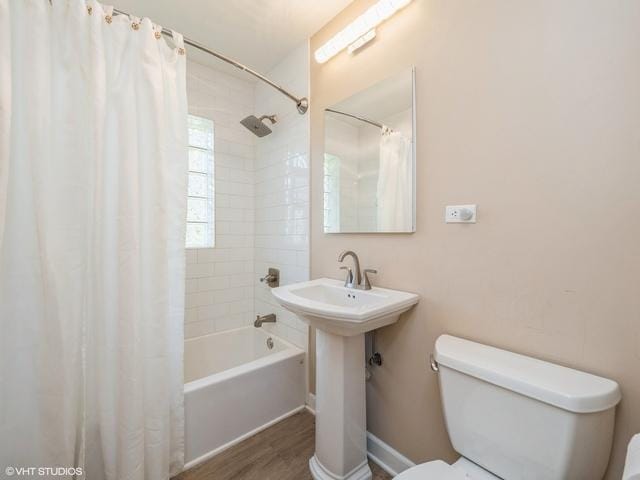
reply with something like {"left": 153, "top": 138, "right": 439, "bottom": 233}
{"left": 310, "top": 329, "right": 372, "bottom": 480}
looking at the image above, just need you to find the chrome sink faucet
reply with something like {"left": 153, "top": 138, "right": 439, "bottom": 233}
{"left": 338, "top": 250, "right": 377, "bottom": 290}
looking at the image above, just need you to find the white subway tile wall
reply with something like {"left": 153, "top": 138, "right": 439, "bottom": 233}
{"left": 254, "top": 43, "right": 310, "bottom": 349}
{"left": 185, "top": 61, "right": 256, "bottom": 340}
{"left": 184, "top": 44, "right": 309, "bottom": 351}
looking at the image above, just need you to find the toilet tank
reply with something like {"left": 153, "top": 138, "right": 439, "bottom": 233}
{"left": 434, "top": 335, "right": 621, "bottom": 480}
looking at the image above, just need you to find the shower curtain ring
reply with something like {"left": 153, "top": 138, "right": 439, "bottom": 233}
{"left": 104, "top": 5, "right": 114, "bottom": 24}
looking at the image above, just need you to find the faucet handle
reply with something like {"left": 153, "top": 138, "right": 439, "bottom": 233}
{"left": 340, "top": 266, "right": 355, "bottom": 288}
{"left": 362, "top": 269, "right": 377, "bottom": 290}
{"left": 259, "top": 267, "right": 280, "bottom": 287}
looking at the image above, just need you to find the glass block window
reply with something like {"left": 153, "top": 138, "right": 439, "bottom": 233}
{"left": 186, "top": 115, "right": 215, "bottom": 248}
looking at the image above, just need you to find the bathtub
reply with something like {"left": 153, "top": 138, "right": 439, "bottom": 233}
{"left": 184, "top": 326, "right": 306, "bottom": 469}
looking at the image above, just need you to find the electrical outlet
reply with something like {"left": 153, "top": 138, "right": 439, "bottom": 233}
{"left": 445, "top": 205, "right": 477, "bottom": 223}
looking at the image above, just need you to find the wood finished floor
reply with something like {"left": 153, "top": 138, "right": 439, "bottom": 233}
{"left": 173, "top": 410, "right": 391, "bottom": 480}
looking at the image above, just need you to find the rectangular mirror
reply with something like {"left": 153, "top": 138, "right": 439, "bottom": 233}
{"left": 323, "top": 68, "right": 415, "bottom": 233}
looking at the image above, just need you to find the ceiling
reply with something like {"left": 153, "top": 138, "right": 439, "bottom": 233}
{"left": 111, "top": 0, "right": 352, "bottom": 76}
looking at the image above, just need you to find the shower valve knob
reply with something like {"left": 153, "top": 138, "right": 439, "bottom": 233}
{"left": 260, "top": 268, "right": 280, "bottom": 287}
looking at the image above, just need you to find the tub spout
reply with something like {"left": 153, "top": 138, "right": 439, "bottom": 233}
{"left": 254, "top": 314, "right": 276, "bottom": 327}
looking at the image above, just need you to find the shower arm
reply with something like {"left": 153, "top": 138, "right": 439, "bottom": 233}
{"left": 111, "top": 8, "right": 309, "bottom": 115}
{"left": 259, "top": 115, "right": 277, "bottom": 124}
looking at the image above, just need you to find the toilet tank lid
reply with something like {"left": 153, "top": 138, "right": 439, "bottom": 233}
{"left": 434, "top": 335, "right": 621, "bottom": 413}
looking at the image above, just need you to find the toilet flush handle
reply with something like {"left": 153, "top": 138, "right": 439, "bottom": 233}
{"left": 429, "top": 354, "right": 439, "bottom": 373}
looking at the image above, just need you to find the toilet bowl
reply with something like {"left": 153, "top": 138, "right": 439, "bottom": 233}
{"left": 396, "top": 335, "right": 621, "bottom": 480}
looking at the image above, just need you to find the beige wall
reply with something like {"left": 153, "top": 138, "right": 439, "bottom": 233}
{"left": 309, "top": 1, "right": 640, "bottom": 478}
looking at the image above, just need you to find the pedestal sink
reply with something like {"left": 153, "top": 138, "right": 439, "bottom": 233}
{"left": 272, "top": 278, "right": 419, "bottom": 480}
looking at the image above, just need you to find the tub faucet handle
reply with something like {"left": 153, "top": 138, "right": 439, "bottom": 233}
{"left": 260, "top": 267, "right": 279, "bottom": 287}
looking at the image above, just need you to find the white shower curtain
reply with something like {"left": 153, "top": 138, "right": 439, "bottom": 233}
{"left": 0, "top": 1, "right": 187, "bottom": 479}
{"left": 376, "top": 127, "right": 412, "bottom": 231}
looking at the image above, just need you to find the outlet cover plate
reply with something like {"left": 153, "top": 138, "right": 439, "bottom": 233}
{"left": 445, "top": 204, "right": 477, "bottom": 223}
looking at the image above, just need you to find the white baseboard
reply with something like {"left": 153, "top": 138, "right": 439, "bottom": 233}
{"left": 306, "top": 392, "right": 316, "bottom": 414}
{"left": 183, "top": 405, "right": 305, "bottom": 471}
{"left": 366, "top": 431, "right": 415, "bottom": 477}
{"left": 304, "top": 403, "right": 415, "bottom": 477}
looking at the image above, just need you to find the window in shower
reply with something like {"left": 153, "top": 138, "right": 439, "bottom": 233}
{"left": 323, "top": 153, "right": 340, "bottom": 232}
{"left": 186, "top": 115, "right": 215, "bottom": 248}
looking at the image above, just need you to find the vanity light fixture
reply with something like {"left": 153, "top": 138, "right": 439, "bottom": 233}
{"left": 314, "top": 0, "right": 413, "bottom": 64}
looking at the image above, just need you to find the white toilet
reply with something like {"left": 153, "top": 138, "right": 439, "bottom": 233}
{"left": 396, "top": 335, "right": 622, "bottom": 480}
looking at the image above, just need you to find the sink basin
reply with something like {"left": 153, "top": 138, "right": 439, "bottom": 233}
{"left": 271, "top": 278, "right": 419, "bottom": 336}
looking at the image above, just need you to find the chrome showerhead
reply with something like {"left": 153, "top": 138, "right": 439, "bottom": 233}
{"left": 240, "top": 114, "right": 277, "bottom": 137}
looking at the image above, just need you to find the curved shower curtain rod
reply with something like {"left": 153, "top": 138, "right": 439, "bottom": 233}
{"left": 110, "top": 7, "right": 309, "bottom": 115}
{"left": 325, "top": 108, "right": 385, "bottom": 129}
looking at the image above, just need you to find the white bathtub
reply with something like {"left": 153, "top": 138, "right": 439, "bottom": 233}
{"left": 184, "top": 326, "right": 306, "bottom": 469}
